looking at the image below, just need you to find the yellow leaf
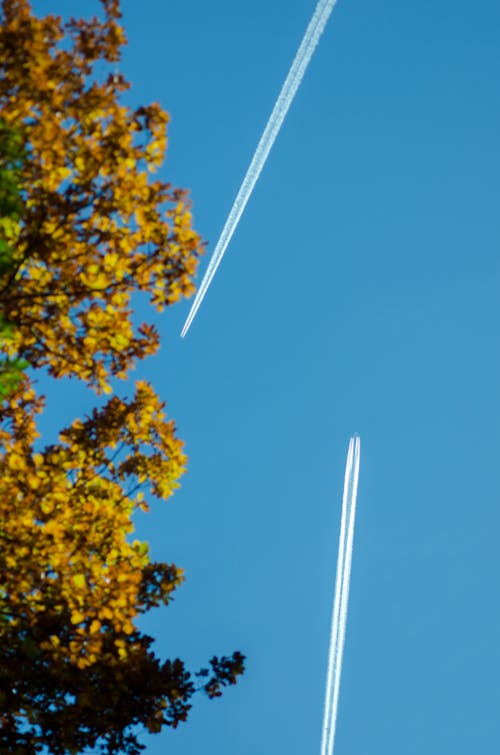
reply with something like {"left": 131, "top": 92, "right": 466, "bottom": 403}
{"left": 89, "top": 619, "right": 101, "bottom": 634}
{"left": 70, "top": 610, "right": 85, "bottom": 625}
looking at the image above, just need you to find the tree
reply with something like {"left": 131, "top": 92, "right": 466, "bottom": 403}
{"left": 0, "top": 377, "right": 244, "bottom": 754}
{"left": 0, "top": 1, "right": 244, "bottom": 752}
{"left": 0, "top": 0, "right": 203, "bottom": 393}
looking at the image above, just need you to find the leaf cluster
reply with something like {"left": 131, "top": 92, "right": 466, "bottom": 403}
{"left": 0, "top": 0, "right": 204, "bottom": 393}
{"left": 0, "top": 117, "right": 25, "bottom": 268}
{"left": 0, "top": 118, "right": 28, "bottom": 398}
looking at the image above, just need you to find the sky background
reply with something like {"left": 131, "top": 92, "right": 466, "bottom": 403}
{"left": 34, "top": 0, "right": 500, "bottom": 753}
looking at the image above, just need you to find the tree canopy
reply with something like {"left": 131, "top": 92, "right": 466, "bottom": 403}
{"left": 0, "top": 0, "right": 203, "bottom": 393}
{"left": 0, "top": 2, "right": 244, "bottom": 753}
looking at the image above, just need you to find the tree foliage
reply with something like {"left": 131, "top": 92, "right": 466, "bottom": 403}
{"left": 0, "top": 378, "right": 187, "bottom": 662}
{"left": 0, "top": 373, "right": 247, "bottom": 752}
{"left": 0, "top": 0, "right": 203, "bottom": 393}
{"left": 0, "top": 119, "right": 29, "bottom": 399}
{"left": 0, "top": 1, "right": 244, "bottom": 752}
{"left": 0, "top": 377, "right": 244, "bottom": 754}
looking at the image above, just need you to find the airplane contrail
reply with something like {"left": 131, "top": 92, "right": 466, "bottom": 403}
{"left": 326, "top": 436, "right": 360, "bottom": 755}
{"left": 180, "top": 0, "right": 340, "bottom": 337}
{"left": 320, "top": 444, "right": 351, "bottom": 755}
{"left": 320, "top": 436, "right": 360, "bottom": 755}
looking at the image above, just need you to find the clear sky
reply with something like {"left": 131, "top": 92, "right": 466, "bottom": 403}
{"left": 34, "top": 1, "right": 500, "bottom": 753}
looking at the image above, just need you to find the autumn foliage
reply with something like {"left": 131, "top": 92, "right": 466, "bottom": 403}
{"left": 0, "top": 379, "right": 187, "bottom": 663}
{"left": 0, "top": 378, "right": 244, "bottom": 753}
{"left": 0, "top": 0, "right": 202, "bottom": 393}
{"left": 0, "top": 1, "right": 244, "bottom": 753}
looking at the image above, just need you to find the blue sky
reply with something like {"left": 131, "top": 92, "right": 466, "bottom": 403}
{"left": 34, "top": 0, "right": 500, "bottom": 753}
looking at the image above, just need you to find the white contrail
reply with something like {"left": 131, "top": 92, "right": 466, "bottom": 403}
{"left": 320, "top": 436, "right": 361, "bottom": 755}
{"left": 181, "top": 0, "right": 340, "bottom": 337}
{"left": 320, "top": 440, "right": 352, "bottom": 755}
{"left": 326, "top": 435, "right": 360, "bottom": 755}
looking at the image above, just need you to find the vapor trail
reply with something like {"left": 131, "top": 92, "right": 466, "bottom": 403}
{"left": 326, "top": 436, "right": 360, "bottom": 755}
{"left": 320, "top": 436, "right": 360, "bottom": 755}
{"left": 181, "top": 0, "right": 340, "bottom": 337}
{"left": 320, "top": 442, "right": 351, "bottom": 755}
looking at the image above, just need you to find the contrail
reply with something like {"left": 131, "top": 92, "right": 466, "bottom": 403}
{"left": 326, "top": 436, "right": 360, "bottom": 755}
{"left": 180, "top": 0, "right": 340, "bottom": 337}
{"left": 320, "top": 443, "right": 351, "bottom": 755}
{"left": 320, "top": 436, "right": 360, "bottom": 755}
